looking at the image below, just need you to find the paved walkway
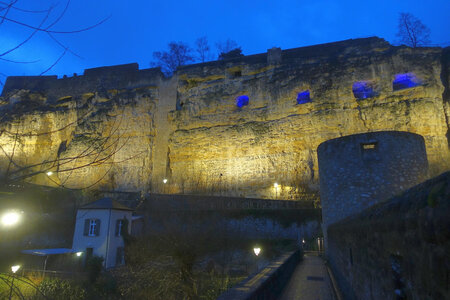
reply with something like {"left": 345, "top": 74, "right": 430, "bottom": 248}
{"left": 279, "top": 252, "right": 335, "bottom": 300}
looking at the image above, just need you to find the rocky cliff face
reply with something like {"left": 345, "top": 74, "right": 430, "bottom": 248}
{"left": 0, "top": 65, "right": 161, "bottom": 191}
{"left": 1, "top": 38, "right": 449, "bottom": 199}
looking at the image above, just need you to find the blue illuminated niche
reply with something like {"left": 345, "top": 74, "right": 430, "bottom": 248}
{"left": 296, "top": 90, "right": 311, "bottom": 104}
{"left": 236, "top": 95, "right": 249, "bottom": 108}
{"left": 393, "top": 73, "right": 420, "bottom": 90}
{"left": 352, "top": 81, "right": 376, "bottom": 100}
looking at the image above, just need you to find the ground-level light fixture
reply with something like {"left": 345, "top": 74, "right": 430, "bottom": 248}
{"left": 76, "top": 252, "right": 83, "bottom": 257}
{"left": 253, "top": 247, "right": 261, "bottom": 256}
{"left": 1, "top": 211, "right": 21, "bottom": 227}
{"left": 274, "top": 182, "right": 279, "bottom": 199}
{"left": 11, "top": 265, "right": 20, "bottom": 273}
{"left": 163, "top": 179, "right": 168, "bottom": 184}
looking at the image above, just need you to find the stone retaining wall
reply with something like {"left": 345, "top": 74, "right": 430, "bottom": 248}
{"left": 327, "top": 172, "right": 450, "bottom": 300}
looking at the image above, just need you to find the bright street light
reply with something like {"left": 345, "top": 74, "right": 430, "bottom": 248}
{"left": 76, "top": 252, "right": 83, "bottom": 257}
{"left": 163, "top": 179, "right": 168, "bottom": 184}
{"left": 11, "top": 265, "right": 20, "bottom": 273}
{"left": 253, "top": 247, "right": 261, "bottom": 256}
{"left": 1, "top": 211, "right": 20, "bottom": 227}
{"left": 274, "top": 182, "right": 279, "bottom": 199}
{"left": 46, "top": 171, "right": 53, "bottom": 176}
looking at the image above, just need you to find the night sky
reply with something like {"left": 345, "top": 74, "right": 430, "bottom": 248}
{"left": 1, "top": 0, "right": 449, "bottom": 81}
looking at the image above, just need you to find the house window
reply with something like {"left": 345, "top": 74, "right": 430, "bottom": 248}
{"left": 115, "top": 219, "right": 124, "bottom": 237}
{"left": 236, "top": 95, "right": 249, "bottom": 108}
{"left": 296, "top": 90, "right": 311, "bottom": 104}
{"left": 83, "top": 219, "right": 101, "bottom": 236}
{"left": 89, "top": 220, "right": 96, "bottom": 236}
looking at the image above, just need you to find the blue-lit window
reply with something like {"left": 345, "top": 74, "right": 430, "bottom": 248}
{"left": 393, "top": 73, "right": 420, "bottom": 91}
{"left": 352, "top": 81, "right": 376, "bottom": 100}
{"left": 296, "top": 90, "right": 311, "bottom": 104}
{"left": 236, "top": 95, "right": 249, "bottom": 108}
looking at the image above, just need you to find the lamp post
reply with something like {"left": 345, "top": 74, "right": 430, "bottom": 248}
{"left": 163, "top": 178, "right": 167, "bottom": 193}
{"left": 253, "top": 247, "right": 261, "bottom": 272}
{"left": 9, "top": 265, "right": 21, "bottom": 300}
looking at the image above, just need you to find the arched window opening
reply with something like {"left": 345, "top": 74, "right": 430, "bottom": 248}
{"left": 297, "top": 90, "right": 311, "bottom": 104}
{"left": 352, "top": 81, "right": 376, "bottom": 99}
{"left": 393, "top": 73, "right": 420, "bottom": 91}
{"left": 236, "top": 95, "right": 249, "bottom": 108}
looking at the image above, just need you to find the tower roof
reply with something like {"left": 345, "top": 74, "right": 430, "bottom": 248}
{"left": 80, "top": 197, "right": 133, "bottom": 211}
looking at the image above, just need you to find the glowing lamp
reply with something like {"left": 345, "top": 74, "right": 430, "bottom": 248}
{"left": 46, "top": 171, "right": 53, "bottom": 176}
{"left": 274, "top": 183, "right": 278, "bottom": 188}
{"left": 76, "top": 252, "right": 83, "bottom": 257}
{"left": 163, "top": 179, "right": 168, "bottom": 184}
{"left": 11, "top": 265, "right": 20, "bottom": 273}
{"left": 253, "top": 247, "right": 261, "bottom": 256}
{"left": 1, "top": 211, "right": 20, "bottom": 227}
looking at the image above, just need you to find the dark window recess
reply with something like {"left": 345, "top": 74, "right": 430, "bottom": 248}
{"left": 236, "top": 95, "right": 249, "bottom": 108}
{"left": 390, "top": 254, "right": 407, "bottom": 300}
{"left": 234, "top": 70, "right": 242, "bottom": 77}
{"left": 297, "top": 90, "right": 311, "bottom": 104}
{"left": 393, "top": 73, "right": 420, "bottom": 91}
{"left": 361, "top": 142, "right": 378, "bottom": 151}
{"left": 361, "top": 141, "right": 379, "bottom": 161}
{"left": 352, "top": 81, "right": 376, "bottom": 99}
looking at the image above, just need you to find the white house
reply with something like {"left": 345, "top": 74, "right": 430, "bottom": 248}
{"left": 72, "top": 197, "right": 133, "bottom": 269}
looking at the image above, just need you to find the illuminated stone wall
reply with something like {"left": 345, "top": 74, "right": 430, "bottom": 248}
{"left": 1, "top": 37, "right": 449, "bottom": 198}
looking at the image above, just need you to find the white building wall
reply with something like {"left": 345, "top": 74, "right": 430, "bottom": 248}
{"left": 72, "top": 208, "right": 132, "bottom": 268}
{"left": 105, "top": 210, "right": 132, "bottom": 268}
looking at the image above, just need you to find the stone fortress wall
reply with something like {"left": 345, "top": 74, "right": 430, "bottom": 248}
{"left": 1, "top": 37, "right": 449, "bottom": 199}
{"left": 317, "top": 131, "right": 429, "bottom": 248}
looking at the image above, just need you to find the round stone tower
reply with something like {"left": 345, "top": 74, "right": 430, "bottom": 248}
{"left": 317, "top": 131, "right": 428, "bottom": 248}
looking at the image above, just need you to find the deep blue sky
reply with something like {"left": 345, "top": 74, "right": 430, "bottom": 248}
{"left": 1, "top": 0, "right": 449, "bottom": 81}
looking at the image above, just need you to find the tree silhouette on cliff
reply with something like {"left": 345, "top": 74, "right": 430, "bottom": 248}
{"left": 151, "top": 41, "right": 194, "bottom": 76}
{"left": 396, "top": 12, "right": 431, "bottom": 48}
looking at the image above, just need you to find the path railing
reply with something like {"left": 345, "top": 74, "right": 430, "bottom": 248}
{"left": 217, "top": 249, "right": 302, "bottom": 300}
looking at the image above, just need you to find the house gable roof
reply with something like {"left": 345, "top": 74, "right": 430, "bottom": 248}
{"left": 80, "top": 197, "right": 133, "bottom": 211}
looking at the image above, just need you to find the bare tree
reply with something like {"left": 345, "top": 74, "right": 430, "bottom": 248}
{"left": 215, "top": 39, "right": 239, "bottom": 55}
{"left": 195, "top": 36, "right": 212, "bottom": 63}
{"left": 0, "top": 0, "right": 109, "bottom": 86}
{"left": 215, "top": 39, "right": 243, "bottom": 60}
{"left": 151, "top": 41, "right": 194, "bottom": 76}
{"left": 396, "top": 12, "right": 431, "bottom": 48}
